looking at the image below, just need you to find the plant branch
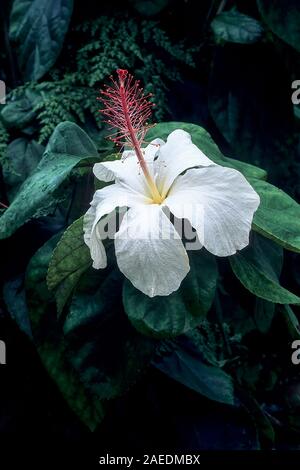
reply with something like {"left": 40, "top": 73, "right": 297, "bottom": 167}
{"left": 216, "top": 0, "right": 228, "bottom": 15}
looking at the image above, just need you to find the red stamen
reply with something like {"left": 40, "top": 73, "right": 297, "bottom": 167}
{"left": 98, "top": 69, "right": 162, "bottom": 203}
{"left": 98, "top": 69, "right": 155, "bottom": 149}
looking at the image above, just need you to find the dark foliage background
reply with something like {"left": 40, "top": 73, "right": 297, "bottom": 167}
{"left": 1, "top": 0, "right": 300, "bottom": 452}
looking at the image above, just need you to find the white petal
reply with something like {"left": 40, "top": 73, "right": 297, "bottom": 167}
{"left": 156, "top": 129, "right": 215, "bottom": 198}
{"left": 143, "top": 138, "right": 165, "bottom": 163}
{"left": 165, "top": 166, "right": 260, "bottom": 257}
{"left": 93, "top": 159, "right": 127, "bottom": 183}
{"left": 83, "top": 202, "right": 107, "bottom": 269}
{"left": 114, "top": 204, "right": 190, "bottom": 297}
{"left": 93, "top": 139, "right": 165, "bottom": 197}
{"left": 121, "top": 138, "right": 164, "bottom": 163}
{"left": 93, "top": 158, "right": 148, "bottom": 196}
{"left": 84, "top": 183, "right": 149, "bottom": 269}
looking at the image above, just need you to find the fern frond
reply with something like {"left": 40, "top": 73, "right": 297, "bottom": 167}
{"left": 7, "top": 15, "right": 196, "bottom": 143}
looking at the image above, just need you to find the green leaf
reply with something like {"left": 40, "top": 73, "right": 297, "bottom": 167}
{"left": 129, "top": 0, "right": 170, "bottom": 16}
{"left": 294, "top": 105, "right": 300, "bottom": 120}
{"left": 9, "top": 0, "right": 74, "bottom": 80}
{"left": 0, "top": 89, "right": 41, "bottom": 130}
{"left": 64, "top": 266, "right": 157, "bottom": 400}
{"left": 64, "top": 267, "right": 118, "bottom": 334}
{"left": 228, "top": 299, "right": 275, "bottom": 337}
{"left": 230, "top": 235, "right": 300, "bottom": 304}
{"left": 208, "top": 46, "right": 293, "bottom": 174}
{"left": 237, "top": 388, "right": 275, "bottom": 446}
{"left": 281, "top": 305, "right": 300, "bottom": 340}
{"left": 47, "top": 216, "right": 91, "bottom": 315}
{"left": 1, "top": 138, "right": 44, "bottom": 200}
{"left": 257, "top": 0, "right": 300, "bottom": 52}
{"left": 25, "top": 234, "right": 105, "bottom": 430}
{"left": 154, "top": 338, "right": 235, "bottom": 405}
{"left": 252, "top": 179, "right": 300, "bottom": 253}
{"left": 123, "top": 249, "right": 218, "bottom": 338}
{"left": 253, "top": 298, "right": 275, "bottom": 334}
{"left": 3, "top": 275, "right": 32, "bottom": 338}
{"left": 147, "top": 122, "right": 267, "bottom": 180}
{"left": 211, "top": 10, "right": 264, "bottom": 44}
{"left": 0, "top": 122, "right": 98, "bottom": 239}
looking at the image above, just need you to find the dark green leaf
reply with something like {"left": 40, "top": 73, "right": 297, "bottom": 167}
{"left": 237, "top": 388, "right": 275, "bottom": 446}
{"left": 294, "top": 105, "right": 300, "bottom": 120}
{"left": 281, "top": 305, "right": 300, "bottom": 340}
{"left": 129, "top": 0, "right": 170, "bottom": 16}
{"left": 211, "top": 10, "right": 263, "bottom": 44}
{"left": 153, "top": 338, "right": 235, "bottom": 405}
{"left": 47, "top": 216, "right": 91, "bottom": 315}
{"left": 64, "top": 266, "right": 118, "bottom": 334}
{"left": 0, "top": 122, "right": 98, "bottom": 239}
{"left": 228, "top": 298, "right": 275, "bottom": 337}
{"left": 123, "top": 249, "right": 218, "bottom": 338}
{"left": 3, "top": 275, "right": 32, "bottom": 338}
{"left": 257, "top": 0, "right": 300, "bottom": 52}
{"left": 147, "top": 122, "right": 267, "bottom": 180}
{"left": 1, "top": 138, "right": 44, "bottom": 200}
{"left": 0, "top": 89, "right": 41, "bottom": 130}
{"left": 26, "top": 234, "right": 105, "bottom": 430}
{"left": 64, "top": 266, "right": 157, "bottom": 400}
{"left": 10, "top": 0, "right": 74, "bottom": 80}
{"left": 253, "top": 298, "right": 275, "bottom": 334}
{"left": 252, "top": 179, "right": 300, "bottom": 253}
{"left": 208, "top": 46, "right": 293, "bottom": 174}
{"left": 230, "top": 235, "right": 300, "bottom": 304}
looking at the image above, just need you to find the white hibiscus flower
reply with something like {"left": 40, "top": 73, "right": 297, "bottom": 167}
{"left": 84, "top": 129, "right": 260, "bottom": 297}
